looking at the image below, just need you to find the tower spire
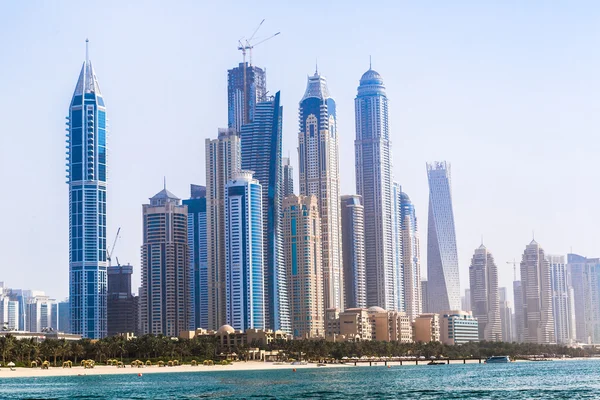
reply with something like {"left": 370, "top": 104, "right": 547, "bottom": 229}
{"left": 315, "top": 58, "right": 318, "bottom": 75}
{"left": 369, "top": 55, "right": 372, "bottom": 70}
{"left": 85, "top": 38, "right": 89, "bottom": 64}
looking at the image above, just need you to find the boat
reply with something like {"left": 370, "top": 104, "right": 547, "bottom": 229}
{"left": 427, "top": 361, "right": 445, "bottom": 365}
{"left": 485, "top": 356, "right": 511, "bottom": 364}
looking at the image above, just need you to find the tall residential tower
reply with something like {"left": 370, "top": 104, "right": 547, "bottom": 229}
{"left": 240, "top": 91, "right": 290, "bottom": 333}
{"left": 355, "top": 68, "right": 395, "bottom": 311}
{"left": 66, "top": 42, "right": 108, "bottom": 338}
{"left": 340, "top": 195, "right": 367, "bottom": 309}
{"left": 426, "top": 162, "right": 460, "bottom": 313}
{"left": 298, "top": 70, "right": 344, "bottom": 311}
{"left": 468, "top": 244, "right": 502, "bottom": 341}
{"left": 398, "top": 190, "right": 422, "bottom": 321}
{"left": 227, "top": 63, "right": 266, "bottom": 133}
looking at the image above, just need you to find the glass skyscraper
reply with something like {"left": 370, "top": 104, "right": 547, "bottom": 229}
{"left": 398, "top": 189, "right": 422, "bottom": 321}
{"left": 298, "top": 70, "right": 343, "bottom": 311}
{"left": 66, "top": 43, "right": 107, "bottom": 338}
{"left": 340, "top": 195, "right": 367, "bottom": 309}
{"left": 228, "top": 63, "right": 267, "bottom": 133}
{"left": 183, "top": 184, "right": 208, "bottom": 330}
{"left": 225, "top": 171, "right": 265, "bottom": 330}
{"left": 355, "top": 68, "right": 395, "bottom": 311}
{"left": 426, "top": 161, "right": 460, "bottom": 313}
{"left": 240, "top": 91, "right": 290, "bottom": 333}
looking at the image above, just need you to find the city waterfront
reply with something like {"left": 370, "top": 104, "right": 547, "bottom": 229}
{"left": 1, "top": 359, "right": 599, "bottom": 399}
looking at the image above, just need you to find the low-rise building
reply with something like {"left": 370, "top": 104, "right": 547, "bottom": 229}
{"left": 439, "top": 310, "right": 479, "bottom": 345}
{"left": 413, "top": 313, "right": 440, "bottom": 342}
{"left": 181, "top": 325, "right": 288, "bottom": 353}
{"left": 325, "top": 307, "right": 412, "bottom": 342}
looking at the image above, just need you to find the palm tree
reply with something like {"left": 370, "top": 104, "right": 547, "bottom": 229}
{"left": 0, "top": 335, "right": 16, "bottom": 365}
{"left": 70, "top": 342, "right": 84, "bottom": 365}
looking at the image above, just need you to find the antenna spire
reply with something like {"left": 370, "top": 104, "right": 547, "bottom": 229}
{"left": 85, "top": 38, "right": 89, "bottom": 63}
{"left": 163, "top": 176, "right": 166, "bottom": 190}
{"left": 369, "top": 55, "right": 372, "bottom": 69}
{"left": 315, "top": 58, "right": 318, "bottom": 75}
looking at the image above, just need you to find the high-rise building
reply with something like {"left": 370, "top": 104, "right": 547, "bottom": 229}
{"left": 224, "top": 171, "right": 265, "bottom": 331}
{"left": 421, "top": 281, "right": 429, "bottom": 313}
{"left": 183, "top": 185, "right": 208, "bottom": 329}
{"left": 468, "top": 244, "right": 502, "bottom": 341}
{"left": 340, "top": 195, "right": 367, "bottom": 309}
{"left": 228, "top": 63, "right": 267, "bottom": 133}
{"left": 206, "top": 128, "right": 241, "bottom": 330}
{"left": 513, "top": 280, "right": 524, "bottom": 342}
{"left": 399, "top": 189, "right": 422, "bottom": 321}
{"left": 27, "top": 296, "right": 56, "bottom": 333}
{"left": 426, "top": 161, "right": 460, "bottom": 313}
{"left": 391, "top": 183, "right": 403, "bottom": 312}
{"left": 66, "top": 41, "right": 108, "bottom": 339}
{"left": 107, "top": 264, "right": 138, "bottom": 336}
{"left": 240, "top": 92, "right": 290, "bottom": 333}
{"left": 0, "top": 297, "right": 19, "bottom": 330}
{"left": 140, "top": 187, "right": 192, "bottom": 336}
{"left": 499, "top": 287, "right": 513, "bottom": 342}
{"left": 298, "top": 70, "right": 343, "bottom": 311}
{"left": 567, "top": 254, "right": 600, "bottom": 343}
{"left": 282, "top": 195, "right": 324, "bottom": 338}
{"left": 58, "top": 300, "right": 71, "bottom": 333}
{"left": 355, "top": 68, "right": 395, "bottom": 311}
{"left": 520, "top": 240, "right": 554, "bottom": 344}
{"left": 462, "top": 289, "right": 472, "bottom": 312}
{"left": 282, "top": 157, "right": 294, "bottom": 197}
{"left": 548, "top": 255, "right": 574, "bottom": 344}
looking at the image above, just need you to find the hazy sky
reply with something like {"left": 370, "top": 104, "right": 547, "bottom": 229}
{"left": 1, "top": 1, "right": 599, "bottom": 304}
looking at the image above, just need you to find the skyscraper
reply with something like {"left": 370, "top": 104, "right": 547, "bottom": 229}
{"left": 27, "top": 296, "right": 56, "bottom": 333}
{"left": 283, "top": 194, "right": 324, "bottom": 338}
{"left": 421, "top": 281, "right": 429, "bottom": 313}
{"left": 228, "top": 63, "right": 267, "bottom": 133}
{"left": 282, "top": 157, "right": 294, "bottom": 197}
{"left": 355, "top": 68, "right": 395, "bottom": 311}
{"left": 66, "top": 41, "right": 108, "bottom": 339}
{"left": 399, "top": 190, "right": 422, "bottom": 321}
{"left": 567, "top": 254, "right": 600, "bottom": 344}
{"left": 499, "top": 287, "right": 513, "bottom": 342}
{"left": 240, "top": 91, "right": 290, "bottom": 333}
{"left": 548, "top": 255, "right": 574, "bottom": 344}
{"left": 426, "top": 161, "right": 460, "bottom": 313}
{"left": 520, "top": 240, "right": 554, "bottom": 344}
{"left": 225, "top": 171, "right": 265, "bottom": 330}
{"left": 513, "top": 280, "right": 524, "bottom": 342}
{"left": 140, "top": 187, "right": 192, "bottom": 336}
{"left": 206, "top": 129, "right": 241, "bottom": 330}
{"left": 183, "top": 184, "right": 208, "bottom": 329}
{"left": 107, "top": 264, "right": 138, "bottom": 336}
{"left": 468, "top": 244, "right": 502, "bottom": 341}
{"left": 340, "top": 195, "right": 367, "bottom": 309}
{"left": 391, "top": 183, "right": 403, "bottom": 312}
{"left": 298, "top": 70, "right": 344, "bottom": 311}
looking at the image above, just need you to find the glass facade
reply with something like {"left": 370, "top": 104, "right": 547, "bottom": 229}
{"left": 227, "top": 63, "right": 267, "bottom": 133}
{"left": 224, "top": 172, "right": 265, "bottom": 330}
{"left": 355, "top": 69, "right": 396, "bottom": 311}
{"left": 240, "top": 92, "right": 290, "bottom": 333}
{"left": 426, "top": 161, "right": 460, "bottom": 313}
{"left": 67, "top": 56, "right": 107, "bottom": 339}
{"left": 298, "top": 72, "right": 343, "bottom": 311}
{"left": 183, "top": 187, "right": 208, "bottom": 330}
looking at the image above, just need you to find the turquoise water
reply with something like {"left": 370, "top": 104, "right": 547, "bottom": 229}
{"left": 1, "top": 360, "right": 600, "bottom": 399}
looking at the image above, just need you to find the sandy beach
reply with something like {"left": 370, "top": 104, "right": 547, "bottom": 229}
{"left": 0, "top": 361, "right": 354, "bottom": 379}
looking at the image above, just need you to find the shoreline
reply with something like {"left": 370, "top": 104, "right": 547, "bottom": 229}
{"left": 0, "top": 357, "right": 596, "bottom": 379}
{"left": 0, "top": 361, "right": 353, "bottom": 379}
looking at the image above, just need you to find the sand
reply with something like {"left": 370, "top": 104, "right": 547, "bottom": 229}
{"left": 0, "top": 361, "right": 353, "bottom": 379}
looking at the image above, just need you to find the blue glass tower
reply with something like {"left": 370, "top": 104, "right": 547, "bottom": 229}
{"left": 240, "top": 91, "right": 290, "bottom": 333}
{"left": 426, "top": 161, "right": 460, "bottom": 313}
{"left": 183, "top": 184, "right": 208, "bottom": 329}
{"left": 66, "top": 41, "right": 107, "bottom": 338}
{"left": 224, "top": 171, "right": 265, "bottom": 330}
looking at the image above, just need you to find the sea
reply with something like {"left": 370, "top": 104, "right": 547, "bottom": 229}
{"left": 1, "top": 359, "right": 599, "bottom": 399}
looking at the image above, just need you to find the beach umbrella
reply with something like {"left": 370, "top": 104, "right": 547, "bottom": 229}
{"left": 7, "top": 362, "right": 15, "bottom": 367}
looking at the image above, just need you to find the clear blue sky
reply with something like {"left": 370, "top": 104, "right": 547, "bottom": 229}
{"left": 1, "top": 1, "right": 599, "bottom": 303}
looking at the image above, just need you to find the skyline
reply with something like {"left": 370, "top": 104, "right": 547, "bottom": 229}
{"left": 2, "top": 1, "right": 600, "bottom": 303}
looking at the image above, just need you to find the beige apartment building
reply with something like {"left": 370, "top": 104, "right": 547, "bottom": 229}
{"left": 413, "top": 313, "right": 440, "bottom": 343}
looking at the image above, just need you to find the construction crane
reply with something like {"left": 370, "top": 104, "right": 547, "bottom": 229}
{"left": 237, "top": 19, "right": 280, "bottom": 124}
{"left": 506, "top": 259, "right": 518, "bottom": 281}
{"left": 107, "top": 227, "right": 121, "bottom": 268}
